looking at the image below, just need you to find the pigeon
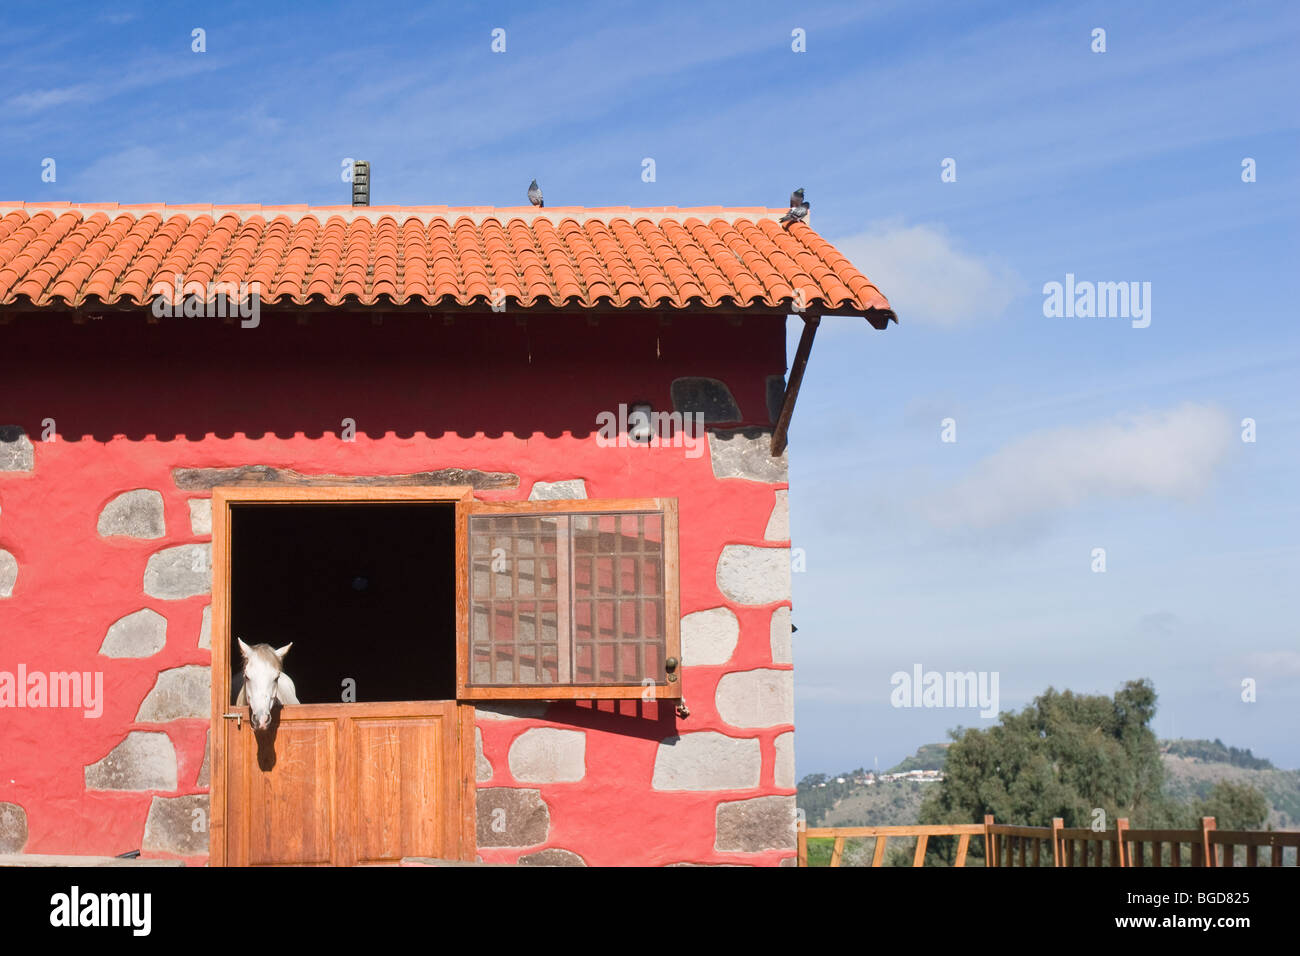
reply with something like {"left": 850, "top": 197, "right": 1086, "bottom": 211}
{"left": 528, "top": 179, "right": 544, "bottom": 207}
{"left": 780, "top": 188, "right": 809, "bottom": 229}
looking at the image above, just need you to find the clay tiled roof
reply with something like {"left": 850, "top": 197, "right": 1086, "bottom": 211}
{"left": 0, "top": 203, "right": 894, "bottom": 321}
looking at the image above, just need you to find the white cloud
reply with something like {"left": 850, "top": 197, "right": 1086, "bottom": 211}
{"left": 925, "top": 403, "right": 1234, "bottom": 529}
{"left": 1243, "top": 651, "right": 1300, "bottom": 678}
{"left": 832, "top": 219, "right": 1022, "bottom": 327}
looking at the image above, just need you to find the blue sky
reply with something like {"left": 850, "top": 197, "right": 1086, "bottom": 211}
{"left": 3, "top": 0, "right": 1297, "bottom": 772}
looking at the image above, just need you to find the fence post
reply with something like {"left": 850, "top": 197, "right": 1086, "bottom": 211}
{"left": 797, "top": 824, "right": 808, "bottom": 868}
{"left": 1115, "top": 818, "right": 1129, "bottom": 868}
{"left": 1051, "top": 817, "right": 1064, "bottom": 867}
{"left": 1201, "top": 816, "right": 1217, "bottom": 868}
{"left": 984, "top": 814, "right": 996, "bottom": 867}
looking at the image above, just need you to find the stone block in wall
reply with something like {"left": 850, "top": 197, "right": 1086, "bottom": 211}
{"left": 97, "top": 489, "right": 165, "bottom": 539}
{"left": 475, "top": 727, "right": 493, "bottom": 782}
{"left": 766, "top": 375, "right": 786, "bottom": 424}
{"left": 198, "top": 606, "right": 211, "bottom": 650}
{"left": 670, "top": 377, "right": 741, "bottom": 422}
{"left": 85, "top": 731, "right": 177, "bottom": 791}
{"left": 0, "top": 803, "right": 28, "bottom": 853}
{"left": 707, "top": 427, "right": 787, "bottom": 483}
{"left": 528, "top": 479, "right": 587, "bottom": 500}
{"left": 0, "top": 426, "right": 34, "bottom": 472}
{"left": 717, "top": 545, "right": 790, "bottom": 605}
{"left": 507, "top": 728, "right": 586, "bottom": 783}
{"left": 764, "top": 489, "right": 789, "bottom": 540}
{"left": 774, "top": 732, "right": 795, "bottom": 789}
{"left": 0, "top": 549, "right": 16, "bottom": 599}
{"left": 135, "top": 665, "right": 210, "bottom": 722}
{"left": 770, "top": 606, "right": 792, "bottom": 664}
{"left": 98, "top": 608, "right": 167, "bottom": 658}
{"left": 197, "top": 730, "right": 210, "bottom": 788}
{"left": 475, "top": 702, "right": 550, "bottom": 721}
{"left": 188, "top": 498, "right": 212, "bottom": 535}
{"left": 715, "top": 794, "right": 797, "bottom": 853}
{"left": 475, "top": 788, "right": 550, "bottom": 848}
{"left": 143, "top": 544, "right": 211, "bottom": 599}
{"left": 651, "top": 732, "right": 761, "bottom": 791}
{"left": 715, "top": 669, "right": 794, "bottom": 728}
{"left": 519, "top": 847, "right": 586, "bottom": 866}
{"left": 172, "top": 465, "right": 518, "bottom": 491}
{"left": 142, "top": 794, "right": 209, "bottom": 856}
{"left": 681, "top": 607, "right": 739, "bottom": 666}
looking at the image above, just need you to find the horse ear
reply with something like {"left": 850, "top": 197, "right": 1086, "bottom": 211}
{"left": 274, "top": 642, "right": 293, "bottom": 661}
{"left": 237, "top": 638, "right": 253, "bottom": 660}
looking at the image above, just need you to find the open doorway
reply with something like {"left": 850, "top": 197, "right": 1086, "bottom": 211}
{"left": 228, "top": 502, "right": 457, "bottom": 704}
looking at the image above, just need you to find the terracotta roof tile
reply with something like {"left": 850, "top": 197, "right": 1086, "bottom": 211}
{"left": 0, "top": 202, "right": 895, "bottom": 320}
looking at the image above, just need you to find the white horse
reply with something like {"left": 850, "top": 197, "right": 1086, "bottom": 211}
{"left": 235, "top": 638, "right": 299, "bottom": 731}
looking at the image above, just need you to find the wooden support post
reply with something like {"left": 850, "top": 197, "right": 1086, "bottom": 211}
{"left": 1115, "top": 818, "right": 1130, "bottom": 867}
{"left": 871, "top": 835, "right": 888, "bottom": 867}
{"left": 830, "top": 836, "right": 846, "bottom": 867}
{"left": 796, "top": 825, "right": 808, "bottom": 868}
{"left": 913, "top": 834, "right": 929, "bottom": 867}
{"left": 1201, "top": 816, "right": 1217, "bottom": 868}
{"left": 983, "top": 814, "right": 996, "bottom": 867}
{"left": 1051, "top": 818, "right": 1064, "bottom": 867}
{"left": 771, "top": 314, "right": 819, "bottom": 457}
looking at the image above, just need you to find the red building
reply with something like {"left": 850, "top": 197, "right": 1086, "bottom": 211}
{"left": 0, "top": 201, "right": 893, "bottom": 866}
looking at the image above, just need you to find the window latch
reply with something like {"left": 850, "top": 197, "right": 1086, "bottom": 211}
{"left": 223, "top": 712, "right": 243, "bottom": 729}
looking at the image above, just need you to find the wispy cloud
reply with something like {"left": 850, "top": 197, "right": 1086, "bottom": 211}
{"left": 4, "top": 60, "right": 227, "bottom": 117}
{"left": 6, "top": 84, "right": 97, "bottom": 112}
{"left": 923, "top": 403, "right": 1235, "bottom": 529}
{"left": 833, "top": 220, "right": 1023, "bottom": 327}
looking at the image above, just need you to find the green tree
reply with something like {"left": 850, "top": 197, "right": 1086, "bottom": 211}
{"left": 1190, "top": 781, "right": 1270, "bottom": 830}
{"left": 919, "top": 679, "right": 1172, "bottom": 851}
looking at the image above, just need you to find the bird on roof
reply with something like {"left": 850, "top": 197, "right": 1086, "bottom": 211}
{"left": 528, "top": 179, "right": 544, "bottom": 208}
{"left": 780, "top": 188, "right": 809, "bottom": 229}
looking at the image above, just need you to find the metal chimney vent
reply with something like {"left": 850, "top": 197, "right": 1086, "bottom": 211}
{"left": 352, "top": 161, "right": 370, "bottom": 206}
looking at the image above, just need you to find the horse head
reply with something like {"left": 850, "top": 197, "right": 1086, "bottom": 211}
{"left": 236, "top": 638, "right": 299, "bottom": 731}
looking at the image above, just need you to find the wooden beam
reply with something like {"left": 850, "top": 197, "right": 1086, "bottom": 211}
{"left": 770, "top": 314, "right": 819, "bottom": 457}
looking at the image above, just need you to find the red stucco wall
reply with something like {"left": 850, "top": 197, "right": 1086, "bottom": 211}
{"left": 0, "top": 311, "right": 794, "bottom": 866}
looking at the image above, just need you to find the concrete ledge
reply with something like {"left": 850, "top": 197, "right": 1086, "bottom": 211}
{"left": 0, "top": 854, "right": 186, "bottom": 867}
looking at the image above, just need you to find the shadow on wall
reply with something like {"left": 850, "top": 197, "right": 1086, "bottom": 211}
{"left": 2, "top": 311, "right": 784, "bottom": 442}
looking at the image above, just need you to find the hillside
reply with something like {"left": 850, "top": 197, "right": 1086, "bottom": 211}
{"left": 799, "top": 739, "right": 1299, "bottom": 829}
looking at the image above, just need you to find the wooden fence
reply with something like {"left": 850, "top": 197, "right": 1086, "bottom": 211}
{"left": 798, "top": 815, "right": 1300, "bottom": 867}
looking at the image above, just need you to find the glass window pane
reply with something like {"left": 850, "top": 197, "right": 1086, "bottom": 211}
{"left": 470, "top": 510, "right": 666, "bottom": 687}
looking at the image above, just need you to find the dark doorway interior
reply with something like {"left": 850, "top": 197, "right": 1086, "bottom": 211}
{"left": 229, "top": 503, "right": 456, "bottom": 704}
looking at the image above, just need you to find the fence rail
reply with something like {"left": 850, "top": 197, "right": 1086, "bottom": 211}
{"left": 798, "top": 815, "right": 1300, "bottom": 867}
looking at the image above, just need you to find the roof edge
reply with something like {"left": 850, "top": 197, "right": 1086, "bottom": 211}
{"left": 0, "top": 201, "right": 796, "bottom": 227}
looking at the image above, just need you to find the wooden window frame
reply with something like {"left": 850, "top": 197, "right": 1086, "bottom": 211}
{"left": 209, "top": 486, "right": 680, "bottom": 705}
{"left": 460, "top": 497, "right": 681, "bottom": 700}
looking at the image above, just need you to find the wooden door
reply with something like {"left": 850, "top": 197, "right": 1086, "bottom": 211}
{"left": 208, "top": 486, "right": 478, "bottom": 867}
{"left": 220, "top": 700, "right": 470, "bottom": 866}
